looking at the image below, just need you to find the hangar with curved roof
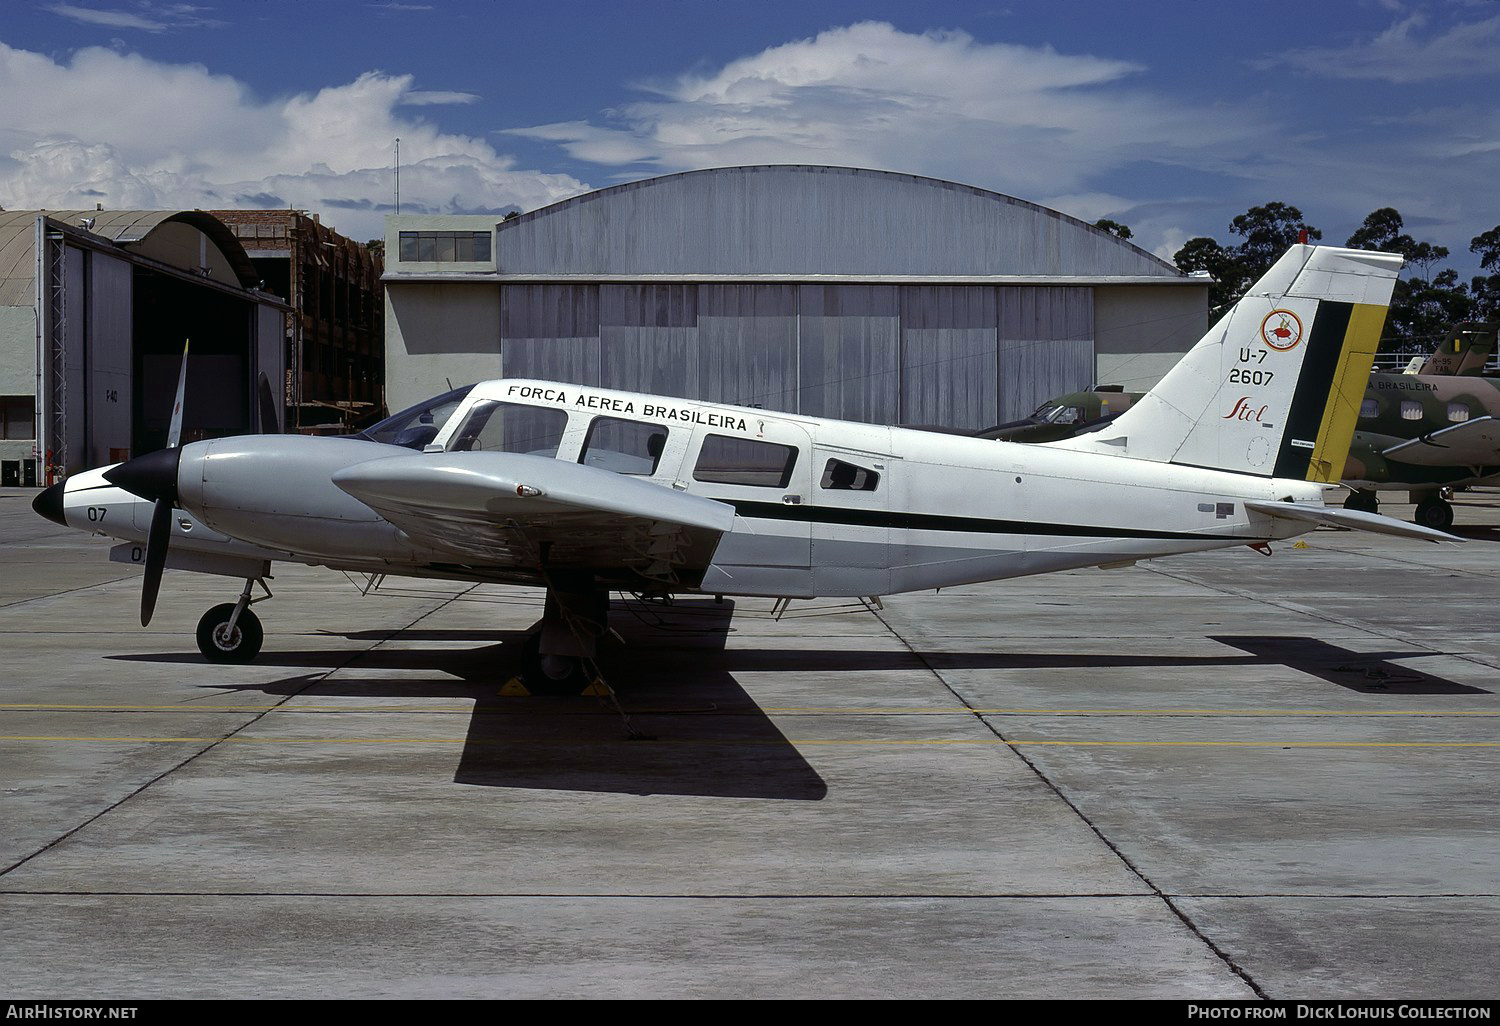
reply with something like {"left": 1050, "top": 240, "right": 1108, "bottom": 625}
{"left": 0, "top": 209, "right": 286, "bottom": 480}
{"left": 383, "top": 165, "right": 1207, "bottom": 428}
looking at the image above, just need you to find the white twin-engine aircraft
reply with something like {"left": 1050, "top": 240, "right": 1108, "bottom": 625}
{"left": 34, "top": 245, "right": 1456, "bottom": 690}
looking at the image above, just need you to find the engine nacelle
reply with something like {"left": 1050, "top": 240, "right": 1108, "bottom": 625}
{"left": 176, "top": 435, "right": 449, "bottom": 565}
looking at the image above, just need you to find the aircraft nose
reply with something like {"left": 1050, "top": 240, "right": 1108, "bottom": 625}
{"left": 32, "top": 481, "right": 67, "bottom": 527}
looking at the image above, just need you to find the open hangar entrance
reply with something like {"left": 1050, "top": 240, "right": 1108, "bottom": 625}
{"left": 131, "top": 265, "right": 259, "bottom": 454}
{"left": 5, "top": 211, "right": 288, "bottom": 478}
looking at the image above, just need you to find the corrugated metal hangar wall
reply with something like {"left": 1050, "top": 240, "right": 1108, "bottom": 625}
{"left": 385, "top": 166, "right": 1207, "bottom": 428}
{"left": 500, "top": 282, "right": 1092, "bottom": 429}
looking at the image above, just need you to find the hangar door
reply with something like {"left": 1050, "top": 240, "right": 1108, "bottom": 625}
{"left": 997, "top": 287, "right": 1094, "bottom": 425}
{"left": 499, "top": 283, "right": 1093, "bottom": 430}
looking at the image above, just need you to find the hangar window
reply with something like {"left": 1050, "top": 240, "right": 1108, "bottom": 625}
{"left": 398, "top": 231, "right": 492, "bottom": 263}
{"left": 580, "top": 418, "right": 667, "bottom": 476}
{"left": 0, "top": 396, "right": 34, "bottom": 439}
{"left": 1359, "top": 398, "right": 1378, "bottom": 419}
{"left": 693, "top": 435, "right": 797, "bottom": 488}
{"left": 449, "top": 401, "right": 567, "bottom": 457}
{"left": 1447, "top": 402, "right": 1471, "bottom": 423}
{"left": 1400, "top": 401, "right": 1424, "bottom": 421}
{"left": 820, "top": 459, "right": 879, "bottom": 491}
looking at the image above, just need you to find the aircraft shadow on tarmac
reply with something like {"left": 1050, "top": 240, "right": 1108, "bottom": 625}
{"left": 105, "top": 601, "right": 1487, "bottom": 795}
{"left": 1440, "top": 515, "right": 1500, "bottom": 543}
{"left": 112, "top": 599, "right": 835, "bottom": 800}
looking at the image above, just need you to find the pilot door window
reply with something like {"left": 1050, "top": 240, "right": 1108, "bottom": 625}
{"left": 692, "top": 435, "right": 798, "bottom": 487}
{"left": 449, "top": 401, "right": 568, "bottom": 457}
{"left": 580, "top": 418, "right": 668, "bottom": 475}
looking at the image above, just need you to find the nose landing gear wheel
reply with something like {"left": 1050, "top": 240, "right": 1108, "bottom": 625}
{"left": 196, "top": 604, "right": 264, "bottom": 663}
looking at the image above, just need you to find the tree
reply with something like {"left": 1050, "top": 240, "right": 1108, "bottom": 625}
{"left": 1173, "top": 236, "right": 1245, "bottom": 315}
{"left": 1093, "top": 218, "right": 1132, "bottom": 240}
{"left": 1172, "top": 202, "right": 1321, "bottom": 316}
{"left": 1229, "top": 202, "right": 1322, "bottom": 282}
{"left": 1472, "top": 227, "right": 1500, "bottom": 320}
{"left": 1394, "top": 269, "right": 1474, "bottom": 350}
{"left": 1347, "top": 207, "right": 1447, "bottom": 276}
{"left": 1347, "top": 207, "right": 1408, "bottom": 252}
{"left": 1346, "top": 208, "right": 1468, "bottom": 352}
{"left": 1472, "top": 226, "right": 1500, "bottom": 270}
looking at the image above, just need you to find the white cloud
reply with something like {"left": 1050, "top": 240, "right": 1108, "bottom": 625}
{"left": 401, "top": 90, "right": 480, "bottom": 106}
{"left": 0, "top": 41, "right": 589, "bottom": 241}
{"left": 1257, "top": 11, "right": 1500, "bottom": 83}
{"left": 1039, "top": 192, "right": 1139, "bottom": 225}
{"left": 45, "top": 3, "right": 224, "bottom": 33}
{"left": 499, "top": 18, "right": 1500, "bottom": 274}
{"left": 507, "top": 21, "right": 1266, "bottom": 201}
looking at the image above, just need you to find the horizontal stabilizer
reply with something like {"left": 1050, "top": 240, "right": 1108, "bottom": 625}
{"left": 1243, "top": 499, "right": 1462, "bottom": 543}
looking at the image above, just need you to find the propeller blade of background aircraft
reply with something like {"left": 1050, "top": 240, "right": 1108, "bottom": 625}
{"left": 257, "top": 371, "right": 281, "bottom": 434}
{"left": 165, "top": 340, "right": 189, "bottom": 449}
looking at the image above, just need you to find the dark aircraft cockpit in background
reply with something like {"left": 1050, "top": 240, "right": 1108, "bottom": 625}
{"left": 354, "top": 384, "right": 475, "bottom": 450}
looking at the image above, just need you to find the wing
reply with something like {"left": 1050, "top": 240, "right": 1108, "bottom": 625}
{"left": 332, "top": 452, "right": 735, "bottom": 589}
{"left": 1381, "top": 417, "right": 1500, "bottom": 467}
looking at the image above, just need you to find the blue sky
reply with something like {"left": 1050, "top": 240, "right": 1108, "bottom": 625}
{"left": 3, "top": 0, "right": 1498, "bottom": 277}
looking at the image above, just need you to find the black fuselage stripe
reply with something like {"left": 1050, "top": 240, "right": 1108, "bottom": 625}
{"left": 1273, "top": 302, "right": 1353, "bottom": 478}
{"left": 726, "top": 499, "right": 1256, "bottom": 541}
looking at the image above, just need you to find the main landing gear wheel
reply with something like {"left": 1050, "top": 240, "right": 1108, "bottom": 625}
{"left": 1343, "top": 490, "right": 1379, "bottom": 514}
{"left": 1414, "top": 496, "right": 1455, "bottom": 531}
{"left": 519, "top": 631, "right": 592, "bottom": 695}
{"left": 196, "top": 603, "right": 264, "bottom": 663}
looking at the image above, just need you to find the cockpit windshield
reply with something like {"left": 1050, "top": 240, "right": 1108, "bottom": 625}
{"left": 448, "top": 400, "right": 569, "bottom": 457}
{"left": 1031, "top": 403, "right": 1084, "bottom": 425}
{"left": 356, "top": 384, "right": 474, "bottom": 450}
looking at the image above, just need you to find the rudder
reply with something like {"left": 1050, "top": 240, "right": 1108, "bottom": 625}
{"left": 1052, "top": 245, "right": 1401, "bottom": 480}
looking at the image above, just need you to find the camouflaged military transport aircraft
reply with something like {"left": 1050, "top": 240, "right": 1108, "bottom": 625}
{"left": 1011, "top": 323, "right": 1500, "bottom": 530}
{"left": 33, "top": 245, "right": 1457, "bottom": 689}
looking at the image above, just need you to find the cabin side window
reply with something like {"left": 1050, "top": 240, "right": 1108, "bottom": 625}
{"left": 692, "top": 435, "right": 798, "bottom": 487}
{"left": 820, "top": 458, "right": 879, "bottom": 492}
{"left": 580, "top": 418, "right": 668, "bottom": 476}
{"left": 1399, "top": 400, "right": 1424, "bottom": 421}
{"left": 1447, "top": 402, "right": 1471, "bottom": 423}
{"left": 1358, "top": 398, "right": 1378, "bottom": 419}
{"left": 448, "top": 401, "right": 569, "bottom": 457}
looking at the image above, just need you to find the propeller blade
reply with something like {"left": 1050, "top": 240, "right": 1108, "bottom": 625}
{"left": 257, "top": 371, "right": 281, "bottom": 434}
{"left": 166, "top": 340, "right": 189, "bottom": 449}
{"left": 140, "top": 499, "right": 173, "bottom": 627}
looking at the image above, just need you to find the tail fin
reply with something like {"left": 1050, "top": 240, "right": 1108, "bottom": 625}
{"left": 1053, "top": 245, "right": 1401, "bottom": 481}
{"left": 1419, "top": 322, "right": 1496, "bottom": 376}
